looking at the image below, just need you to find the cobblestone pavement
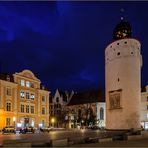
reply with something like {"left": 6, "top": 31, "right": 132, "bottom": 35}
{"left": 70, "top": 138, "right": 148, "bottom": 147}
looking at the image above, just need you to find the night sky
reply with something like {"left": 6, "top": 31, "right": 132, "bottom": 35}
{"left": 0, "top": 1, "right": 148, "bottom": 93}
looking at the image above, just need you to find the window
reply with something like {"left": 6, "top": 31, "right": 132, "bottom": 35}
{"left": 20, "top": 91, "right": 25, "bottom": 98}
{"left": 42, "top": 120, "right": 45, "bottom": 127}
{"left": 6, "top": 102, "right": 11, "bottom": 111}
{"left": 117, "top": 52, "right": 120, "bottom": 56}
{"left": 147, "top": 113, "right": 148, "bottom": 119}
{"left": 6, "top": 118, "right": 11, "bottom": 126}
{"left": 21, "top": 80, "right": 25, "bottom": 86}
{"left": 100, "top": 107, "right": 104, "bottom": 120}
{"left": 30, "top": 94, "right": 35, "bottom": 100}
{"left": 26, "top": 105, "right": 29, "bottom": 113}
{"left": 42, "top": 96, "right": 45, "bottom": 102}
{"left": 21, "top": 104, "right": 24, "bottom": 113}
{"left": 42, "top": 107, "right": 45, "bottom": 115}
{"left": 26, "top": 93, "right": 30, "bottom": 99}
{"left": 6, "top": 87, "right": 11, "bottom": 96}
{"left": 26, "top": 81, "right": 30, "bottom": 87}
{"left": 56, "top": 97, "right": 59, "bottom": 103}
{"left": 31, "top": 106, "right": 34, "bottom": 114}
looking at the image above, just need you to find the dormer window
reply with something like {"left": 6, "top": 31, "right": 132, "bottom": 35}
{"left": 6, "top": 75, "right": 10, "bottom": 81}
{"left": 26, "top": 81, "right": 30, "bottom": 87}
{"left": 21, "top": 80, "right": 25, "bottom": 86}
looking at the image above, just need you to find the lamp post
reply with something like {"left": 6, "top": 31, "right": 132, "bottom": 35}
{"left": 13, "top": 117, "right": 16, "bottom": 128}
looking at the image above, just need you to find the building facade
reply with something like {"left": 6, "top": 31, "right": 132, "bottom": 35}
{"left": 65, "top": 90, "right": 105, "bottom": 129}
{"left": 141, "top": 85, "right": 148, "bottom": 129}
{"left": 49, "top": 89, "right": 73, "bottom": 127}
{"left": 0, "top": 70, "right": 50, "bottom": 130}
{"left": 105, "top": 18, "right": 142, "bottom": 129}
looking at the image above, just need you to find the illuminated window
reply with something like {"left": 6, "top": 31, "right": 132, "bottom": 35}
{"left": 6, "top": 87, "right": 11, "bottom": 96}
{"left": 6, "top": 102, "right": 11, "bottom": 111}
{"left": 21, "top": 104, "right": 24, "bottom": 113}
{"left": 42, "top": 107, "right": 45, "bottom": 114}
{"left": 42, "top": 120, "right": 45, "bottom": 127}
{"left": 26, "top": 93, "right": 30, "bottom": 99}
{"left": 21, "top": 80, "right": 25, "bottom": 86}
{"left": 20, "top": 91, "right": 25, "bottom": 98}
{"left": 31, "top": 94, "right": 35, "bottom": 100}
{"left": 26, "top": 105, "right": 29, "bottom": 113}
{"left": 26, "top": 81, "right": 30, "bottom": 87}
{"left": 31, "top": 106, "right": 34, "bottom": 114}
{"left": 6, "top": 118, "right": 11, "bottom": 126}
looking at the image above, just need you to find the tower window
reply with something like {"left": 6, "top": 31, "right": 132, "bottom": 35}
{"left": 124, "top": 41, "right": 127, "bottom": 44}
{"left": 117, "top": 43, "right": 119, "bottom": 45}
{"left": 131, "top": 52, "right": 133, "bottom": 55}
{"left": 110, "top": 45, "right": 112, "bottom": 48}
{"left": 118, "top": 78, "right": 120, "bottom": 82}
{"left": 117, "top": 52, "right": 120, "bottom": 56}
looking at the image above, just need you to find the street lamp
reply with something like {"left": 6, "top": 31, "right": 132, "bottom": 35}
{"left": 13, "top": 117, "right": 16, "bottom": 127}
{"left": 51, "top": 117, "right": 55, "bottom": 127}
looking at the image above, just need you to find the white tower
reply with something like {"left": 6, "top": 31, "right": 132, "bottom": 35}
{"left": 105, "top": 18, "right": 142, "bottom": 130}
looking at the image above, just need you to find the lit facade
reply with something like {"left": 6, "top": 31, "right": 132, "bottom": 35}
{"left": 65, "top": 90, "right": 105, "bottom": 129}
{"left": 141, "top": 85, "right": 148, "bottom": 129}
{"left": 0, "top": 70, "right": 50, "bottom": 130}
{"left": 105, "top": 19, "right": 142, "bottom": 129}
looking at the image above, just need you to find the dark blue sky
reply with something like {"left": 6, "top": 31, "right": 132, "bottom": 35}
{"left": 0, "top": 1, "right": 147, "bottom": 92}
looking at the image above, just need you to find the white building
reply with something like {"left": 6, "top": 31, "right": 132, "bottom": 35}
{"left": 141, "top": 85, "right": 148, "bottom": 129}
{"left": 105, "top": 18, "right": 142, "bottom": 130}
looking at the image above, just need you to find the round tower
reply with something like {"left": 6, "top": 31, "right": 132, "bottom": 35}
{"left": 105, "top": 18, "right": 142, "bottom": 130}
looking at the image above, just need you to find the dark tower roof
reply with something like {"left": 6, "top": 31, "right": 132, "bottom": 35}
{"left": 113, "top": 17, "right": 132, "bottom": 40}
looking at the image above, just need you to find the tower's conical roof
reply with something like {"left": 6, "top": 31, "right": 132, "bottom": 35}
{"left": 113, "top": 17, "right": 132, "bottom": 40}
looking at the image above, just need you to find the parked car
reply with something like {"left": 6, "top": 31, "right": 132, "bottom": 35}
{"left": 2, "top": 126, "right": 16, "bottom": 134}
{"left": 40, "top": 127, "right": 53, "bottom": 133}
{"left": 19, "top": 126, "right": 35, "bottom": 134}
{"left": 90, "top": 125, "right": 100, "bottom": 130}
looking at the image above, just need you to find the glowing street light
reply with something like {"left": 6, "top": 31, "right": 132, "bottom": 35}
{"left": 51, "top": 117, "right": 55, "bottom": 127}
{"left": 13, "top": 117, "right": 16, "bottom": 127}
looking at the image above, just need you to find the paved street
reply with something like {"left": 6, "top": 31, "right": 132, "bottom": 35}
{"left": 0, "top": 129, "right": 123, "bottom": 146}
{"left": 1, "top": 129, "right": 147, "bottom": 147}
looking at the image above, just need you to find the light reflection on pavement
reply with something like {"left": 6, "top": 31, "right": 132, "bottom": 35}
{"left": 0, "top": 129, "right": 122, "bottom": 145}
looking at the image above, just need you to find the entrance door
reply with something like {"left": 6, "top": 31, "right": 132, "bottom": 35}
{"left": 24, "top": 118, "right": 29, "bottom": 127}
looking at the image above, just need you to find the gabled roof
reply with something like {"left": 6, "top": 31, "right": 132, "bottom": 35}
{"left": 67, "top": 90, "right": 105, "bottom": 106}
{"left": 58, "top": 90, "right": 68, "bottom": 102}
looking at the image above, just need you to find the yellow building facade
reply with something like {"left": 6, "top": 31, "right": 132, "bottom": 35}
{"left": 0, "top": 70, "right": 50, "bottom": 130}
